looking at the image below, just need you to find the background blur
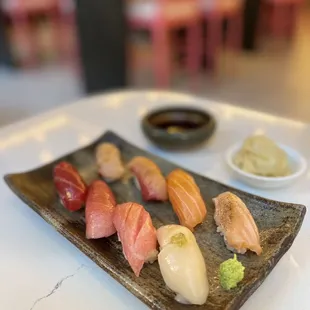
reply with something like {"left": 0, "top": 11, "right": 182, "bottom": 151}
{"left": 0, "top": 0, "right": 309, "bottom": 127}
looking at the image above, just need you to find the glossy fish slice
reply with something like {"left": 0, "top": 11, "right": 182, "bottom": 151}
{"left": 213, "top": 192, "right": 262, "bottom": 255}
{"left": 96, "top": 143, "right": 125, "bottom": 182}
{"left": 113, "top": 202, "right": 158, "bottom": 277}
{"left": 128, "top": 156, "right": 168, "bottom": 201}
{"left": 167, "top": 169, "right": 207, "bottom": 231}
{"left": 157, "top": 225, "right": 209, "bottom": 305}
{"left": 85, "top": 180, "right": 116, "bottom": 239}
{"left": 53, "top": 161, "right": 87, "bottom": 211}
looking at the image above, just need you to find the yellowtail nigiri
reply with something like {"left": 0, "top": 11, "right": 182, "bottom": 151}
{"left": 213, "top": 192, "right": 262, "bottom": 255}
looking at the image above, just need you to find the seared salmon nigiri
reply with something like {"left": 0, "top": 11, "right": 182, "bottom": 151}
{"left": 128, "top": 156, "right": 168, "bottom": 201}
{"left": 167, "top": 169, "right": 207, "bottom": 231}
{"left": 213, "top": 192, "right": 262, "bottom": 255}
{"left": 85, "top": 180, "right": 116, "bottom": 239}
{"left": 96, "top": 143, "right": 125, "bottom": 182}
{"left": 113, "top": 202, "right": 158, "bottom": 277}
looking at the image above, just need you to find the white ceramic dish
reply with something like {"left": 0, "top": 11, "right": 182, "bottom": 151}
{"left": 226, "top": 142, "right": 308, "bottom": 189}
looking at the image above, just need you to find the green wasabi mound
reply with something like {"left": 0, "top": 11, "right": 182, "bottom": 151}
{"left": 219, "top": 254, "right": 245, "bottom": 290}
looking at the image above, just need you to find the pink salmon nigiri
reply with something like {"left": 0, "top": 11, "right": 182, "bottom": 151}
{"left": 167, "top": 169, "right": 207, "bottom": 231}
{"left": 113, "top": 202, "right": 158, "bottom": 276}
{"left": 85, "top": 180, "right": 116, "bottom": 239}
{"left": 96, "top": 143, "right": 125, "bottom": 182}
{"left": 213, "top": 192, "right": 262, "bottom": 255}
{"left": 128, "top": 156, "right": 168, "bottom": 201}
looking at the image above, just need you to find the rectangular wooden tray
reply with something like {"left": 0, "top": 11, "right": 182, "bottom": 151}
{"left": 4, "top": 131, "right": 306, "bottom": 310}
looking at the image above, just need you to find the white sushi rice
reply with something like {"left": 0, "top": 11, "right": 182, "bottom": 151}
{"left": 145, "top": 249, "right": 158, "bottom": 264}
{"left": 175, "top": 294, "right": 191, "bottom": 305}
{"left": 216, "top": 226, "right": 247, "bottom": 254}
{"left": 133, "top": 176, "right": 141, "bottom": 191}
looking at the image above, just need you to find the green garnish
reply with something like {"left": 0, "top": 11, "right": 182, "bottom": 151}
{"left": 219, "top": 254, "right": 245, "bottom": 290}
{"left": 170, "top": 233, "right": 187, "bottom": 247}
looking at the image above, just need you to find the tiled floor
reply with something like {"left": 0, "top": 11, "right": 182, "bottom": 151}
{"left": 0, "top": 8, "right": 309, "bottom": 128}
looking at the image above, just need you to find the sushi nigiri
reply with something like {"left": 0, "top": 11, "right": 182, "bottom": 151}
{"left": 157, "top": 225, "right": 209, "bottom": 305}
{"left": 167, "top": 169, "right": 207, "bottom": 231}
{"left": 128, "top": 156, "right": 167, "bottom": 201}
{"left": 113, "top": 202, "right": 158, "bottom": 276}
{"left": 96, "top": 143, "right": 125, "bottom": 182}
{"left": 85, "top": 180, "right": 116, "bottom": 239}
{"left": 53, "top": 161, "right": 87, "bottom": 211}
{"left": 213, "top": 192, "right": 262, "bottom": 255}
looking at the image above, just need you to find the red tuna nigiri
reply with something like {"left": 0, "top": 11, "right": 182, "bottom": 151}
{"left": 167, "top": 169, "right": 207, "bottom": 231}
{"left": 128, "top": 156, "right": 167, "bottom": 201}
{"left": 85, "top": 180, "right": 117, "bottom": 239}
{"left": 113, "top": 202, "right": 158, "bottom": 277}
{"left": 53, "top": 161, "right": 87, "bottom": 211}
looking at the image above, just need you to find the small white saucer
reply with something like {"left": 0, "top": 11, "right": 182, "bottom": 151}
{"left": 226, "top": 142, "right": 308, "bottom": 189}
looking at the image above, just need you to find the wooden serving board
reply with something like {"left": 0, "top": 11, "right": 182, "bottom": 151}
{"left": 4, "top": 131, "right": 306, "bottom": 310}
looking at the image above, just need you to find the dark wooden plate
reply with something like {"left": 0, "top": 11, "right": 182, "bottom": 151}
{"left": 4, "top": 131, "right": 306, "bottom": 310}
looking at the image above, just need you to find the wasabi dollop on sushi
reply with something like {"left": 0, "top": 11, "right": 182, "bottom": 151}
{"left": 219, "top": 254, "right": 245, "bottom": 290}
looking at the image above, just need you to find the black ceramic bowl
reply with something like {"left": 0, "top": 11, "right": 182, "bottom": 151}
{"left": 141, "top": 106, "right": 216, "bottom": 150}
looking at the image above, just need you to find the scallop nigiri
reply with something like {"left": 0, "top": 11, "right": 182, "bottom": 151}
{"left": 157, "top": 225, "right": 209, "bottom": 305}
{"left": 85, "top": 180, "right": 116, "bottom": 239}
{"left": 53, "top": 161, "right": 87, "bottom": 211}
{"left": 167, "top": 169, "right": 207, "bottom": 231}
{"left": 128, "top": 156, "right": 167, "bottom": 201}
{"left": 113, "top": 202, "right": 158, "bottom": 276}
{"left": 213, "top": 192, "right": 262, "bottom": 255}
{"left": 96, "top": 143, "right": 125, "bottom": 182}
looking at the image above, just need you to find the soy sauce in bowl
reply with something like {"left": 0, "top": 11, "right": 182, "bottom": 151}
{"left": 141, "top": 107, "right": 216, "bottom": 150}
{"left": 156, "top": 121, "right": 202, "bottom": 133}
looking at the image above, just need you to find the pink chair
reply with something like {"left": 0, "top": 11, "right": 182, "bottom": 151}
{"left": 261, "top": 0, "right": 304, "bottom": 39}
{"left": 200, "top": 0, "right": 244, "bottom": 73}
{"left": 2, "top": 0, "right": 76, "bottom": 68}
{"left": 127, "top": 0, "right": 202, "bottom": 88}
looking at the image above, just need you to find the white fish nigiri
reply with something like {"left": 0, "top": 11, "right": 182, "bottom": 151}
{"left": 157, "top": 225, "right": 209, "bottom": 305}
{"left": 96, "top": 143, "right": 125, "bottom": 182}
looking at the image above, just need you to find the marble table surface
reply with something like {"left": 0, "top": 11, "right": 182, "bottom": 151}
{"left": 1, "top": 90, "right": 309, "bottom": 310}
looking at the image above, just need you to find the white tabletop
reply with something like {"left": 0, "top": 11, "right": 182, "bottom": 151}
{"left": 1, "top": 90, "right": 309, "bottom": 310}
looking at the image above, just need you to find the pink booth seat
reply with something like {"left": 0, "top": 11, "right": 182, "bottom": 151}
{"left": 2, "top": 0, "right": 77, "bottom": 68}
{"left": 200, "top": 0, "right": 244, "bottom": 73}
{"left": 260, "top": 0, "right": 304, "bottom": 39}
{"left": 127, "top": 0, "right": 203, "bottom": 88}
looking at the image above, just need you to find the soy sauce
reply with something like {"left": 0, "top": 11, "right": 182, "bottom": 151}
{"left": 155, "top": 121, "right": 203, "bottom": 133}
